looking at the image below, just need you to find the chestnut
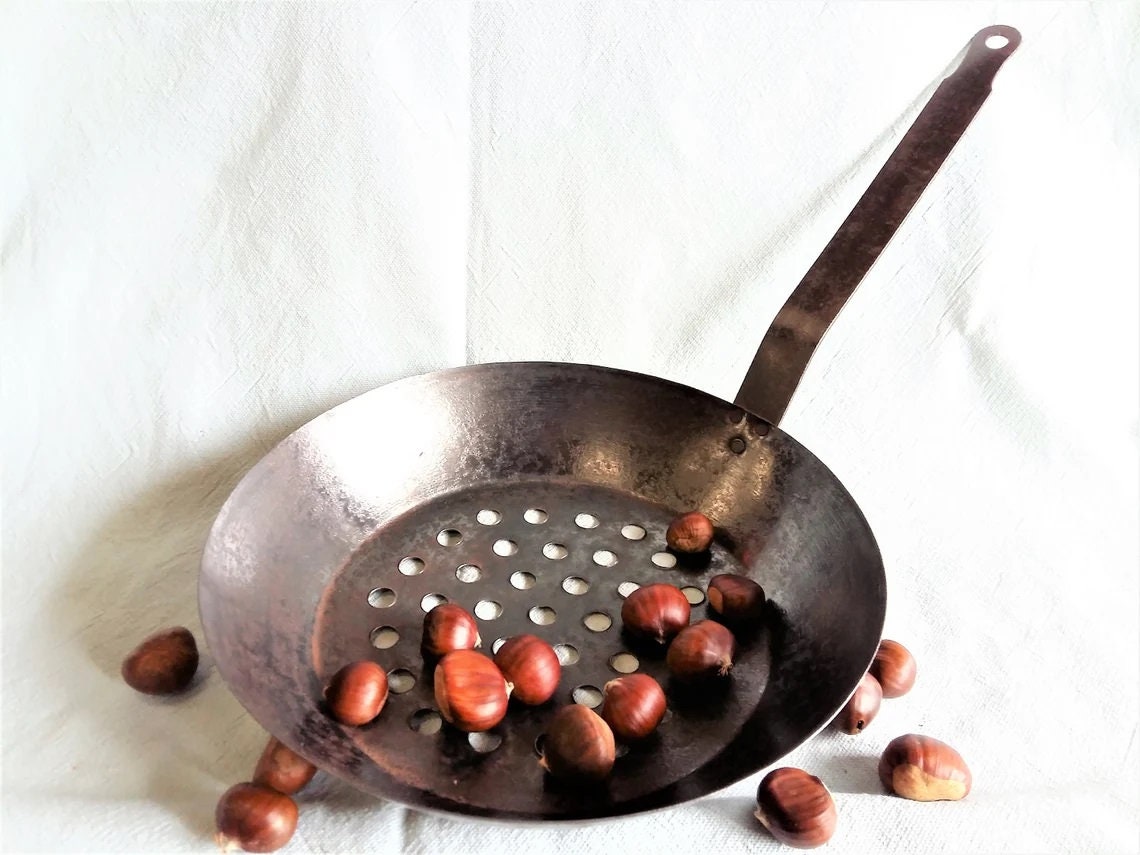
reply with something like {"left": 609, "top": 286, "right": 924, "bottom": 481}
{"left": 666, "top": 619, "right": 735, "bottom": 681}
{"left": 433, "top": 649, "right": 510, "bottom": 732}
{"left": 252, "top": 736, "right": 317, "bottom": 795}
{"left": 600, "top": 674, "right": 667, "bottom": 742}
{"left": 539, "top": 704, "right": 615, "bottom": 782}
{"left": 707, "top": 574, "right": 766, "bottom": 625}
{"left": 834, "top": 672, "right": 883, "bottom": 735}
{"left": 494, "top": 634, "right": 561, "bottom": 705}
{"left": 621, "top": 583, "right": 691, "bottom": 644}
{"left": 879, "top": 734, "right": 971, "bottom": 801}
{"left": 214, "top": 782, "right": 298, "bottom": 853}
{"left": 422, "top": 603, "right": 481, "bottom": 657}
{"left": 754, "top": 767, "right": 837, "bottom": 849}
{"left": 666, "top": 510, "right": 715, "bottom": 552}
{"left": 324, "top": 661, "right": 388, "bottom": 726}
{"left": 121, "top": 626, "right": 199, "bottom": 695}
{"left": 869, "top": 639, "right": 916, "bottom": 698}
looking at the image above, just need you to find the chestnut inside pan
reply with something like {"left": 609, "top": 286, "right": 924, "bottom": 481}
{"left": 199, "top": 27, "right": 1019, "bottom": 822}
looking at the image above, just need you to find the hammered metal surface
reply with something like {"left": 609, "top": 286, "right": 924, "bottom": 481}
{"left": 199, "top": 362, "right": 886, "bottom": 821}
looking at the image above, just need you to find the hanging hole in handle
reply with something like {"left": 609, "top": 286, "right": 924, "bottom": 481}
{"left": 985, "top": 34, "right": 1010, "bottom": 50}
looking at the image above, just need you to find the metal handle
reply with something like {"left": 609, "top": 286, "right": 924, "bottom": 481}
{"left": 734, "top": 25, "right": 1021, "bottom": 424}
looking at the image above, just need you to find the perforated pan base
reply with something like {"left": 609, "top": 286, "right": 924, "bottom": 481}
{"left": 313, "top": 481, "right": 772, "bottom": 815}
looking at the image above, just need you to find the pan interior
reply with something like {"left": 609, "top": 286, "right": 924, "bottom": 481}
{"left": 198, "top": 362, "right": 886, "bottom": 821}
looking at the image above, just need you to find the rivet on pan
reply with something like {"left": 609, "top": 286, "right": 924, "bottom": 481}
{"left": 728, "top": 436, "right": 747, "bottom": 454}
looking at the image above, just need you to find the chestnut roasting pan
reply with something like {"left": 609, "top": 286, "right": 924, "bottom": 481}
{"left": 199, "top": 27, "right": 1020, "bottom": 822}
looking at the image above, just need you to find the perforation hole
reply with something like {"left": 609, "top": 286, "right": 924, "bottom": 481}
{"left": 468, "top": 732, "right": 502, "bottom": 753}
{"left": 617, "top": 581, "right": 640, "bottom": 598}
{"left": 510, "top": 571, "right": 536, "bottom": 590}
{"left": 681, "top": 585, "right": 706, "bottom": 605}
{"left": 574, "top": 513, "right": 600, "bottom": 529}
{"left": 456, "top": 564, "right": 482, "bottom": 583}
{"left": 398, "top": 557, "right": 425, "bottom": 576}
{"left": 524, "top": 508, "right": 549, "bottom": 524}
{"left": 584, "top": 612, "right": 612, "bottom": 632}
{"left": 491, "top": 637, "right": 508, "bottom": 654}
{"left": 621, "top": 524, "right": 646, "bottom": 540}
{"left": 475, "top": 600, "right": 503, "bottom": 620}
{"left": 528, "top": 606, "right": 556, "bottom": 626}
{"left": 534, "top": 734, "right": 546, "bottom": 757}
{"left": 572, "top": 685, "right": 603, "bottom": 708}
{"left": 387, "top": 669, "right": 415, "bottom": 693}
{"left": 609, "top": 653, "right": 639, "bottom": 673}
{"left": 593, "top": 550, "right": 618, "bottom": 567}
{"left": 493, "top": 539, "right": 518, "bottom": 557}
{"left": 562, "top": 576, "right": 589, "bottom": 595}
{"left": 368, "top": 587, "right": 396, "bottom": 608}
{"left": 651, "top": 552, "right": 677, "bottom": 568}
{"left": 370, "top": 626, "right": 399, "bottom": 649}
{"left": 409, "top": 709, "right": 442, "bottom": 735}
{"left": 543, "top": 543, "right": 568, "bottom": 560}
{"left": 985, "top": 34, "right": 1010, "bottom": 49}
{"left": 421, "top": 593, "right": 448, "bottom": 612}
{"left": 553, "top": 643, "right": 579, "bottom": 665}
{"left": 437, "top": 530, "right": 462, "bottom": 546}
{"left": 476, "top": 509, "right": 502, "bottom": 525}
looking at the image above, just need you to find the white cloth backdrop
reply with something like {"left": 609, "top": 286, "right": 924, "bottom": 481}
{"left": 3, "top": 2, "right": 1137, "bottom": 853}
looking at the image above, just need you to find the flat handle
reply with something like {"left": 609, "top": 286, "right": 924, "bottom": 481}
{"left": 734, "top": 25, "right": 1021, "bottom": 424}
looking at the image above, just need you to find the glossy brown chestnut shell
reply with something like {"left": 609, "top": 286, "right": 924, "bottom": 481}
{"left": 834, "top": 672, "right": 883, "bottom": 735}
{"left": 324, "top": 661, "right": 389, "bottom": 726}
{"left": 120, "top": 626, "right": 199, "bottom": 695}
{"left": 600, "top": 674, "right": 667, "bottom": 742}
{"left": 493, "top": 634, "right": 561, "bottom": 705}
{"left": 214, "top": 782, "right": 298, "bottom": 853}
{"left": 433, "top": 649, "right": 510, "bottom": 732}
{"left": 539, "top": 704, "right": 616, "bottom": 782}
{"left": 666, "top": 510, "right": 715, "bottom": 552}
{"left": 421, "top": 603, "right": 481, "bottom": 657}
{"left": 879, "top": 734, "right": 972, "bottom": 801}
{"left": 666, "top": 619, "right": 735, "bottom": 681}
{"left": 869, "top": 639, "right": 917, "bottom": 698}
{"left": 252, "top": 736, "right": 318, "bottom": 795}
{"left": 621, "top": 583, "right": 691, "bottom": 644}
{"left": 707, "top": 573, "right": 766, "bottom": 625}
{"left": 754, "top": 767, "right": 837, "bottom": 849}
